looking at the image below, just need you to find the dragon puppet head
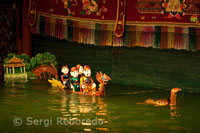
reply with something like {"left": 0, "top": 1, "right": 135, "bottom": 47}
{"left": 96, "top": 71, "right": 111, "bottom": 85}
{"left": 171, "top": 88, "right": 182, "bottom": 94}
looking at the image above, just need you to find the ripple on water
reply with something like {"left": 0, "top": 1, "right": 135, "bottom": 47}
{"left": 1, "top": 81, "right": 200, "bottom": 132}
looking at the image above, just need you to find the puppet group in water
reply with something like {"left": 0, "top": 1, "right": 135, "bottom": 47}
{"left": 48, "top": 64, "right": 111, "bottom": 96}
{"left": 49, "top": 65, "right": 182, "bottom": 106}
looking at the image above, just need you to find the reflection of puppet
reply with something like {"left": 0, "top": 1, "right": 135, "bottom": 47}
{"left": 80, "top": 65, "right": 96, "bottom": 93}
{"left": 170, "top": 106, "right": 180, "bottom": 119}
{"left": 70, "top": 67, "right": 80, "bottom": 92}
{"left": 61, "top": 65, "right": 70, "bottom": 89}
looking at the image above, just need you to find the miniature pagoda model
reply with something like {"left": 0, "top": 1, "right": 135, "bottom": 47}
{"left": 4, "top": 56, "right": 27, "bottom": 79}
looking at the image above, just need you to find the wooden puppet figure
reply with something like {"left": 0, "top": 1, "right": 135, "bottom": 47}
{"left": 80, "top": 65, "right": 96, "bottom": 94}
{"left": 61, "top": 65, "right": 70, "bottom": 89}
{"left": 144, "top": 88, "right": 181, "bottom": 106}
{"left": 77, "top": 64, "right": 84, "bottom": 78}
{"left": 70, "top": 67, "right": 80, "bottom": 92}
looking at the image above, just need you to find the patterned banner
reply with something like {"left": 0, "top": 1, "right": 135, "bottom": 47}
{"left": 33, "top": 0, "right": 200, "bottom": 30}
{"left": 30, "top": 0, "right": 200, "bottom": 51}
{"left": 34, "top": 0, "right": 200, "bottom": 24}
{"left": 31, "top": 13, "right": 200, "bottom": 51}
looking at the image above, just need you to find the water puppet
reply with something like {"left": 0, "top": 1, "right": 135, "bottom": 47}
{"left": 80, "top": 65, "right": 96, "bottom": 94}
{"left": 76, "top": 64, "right": 84, "bottom": 77}
{"left": 48, "top": 78, "right": 65, "bottom": 91}
{"left": 48, "top": 65, "right": 111, "bottom": 96}
{"left": 70, "top": 67, "right": 80, "bottom": 92}
{"left": 143, "top": 88, "right": 182, "bottom": 106}
{"left": 94, "top": 71, "right": 111, "bottom": 96}
{"left": 61, "top": 65, "right": 70, "bottom": 89}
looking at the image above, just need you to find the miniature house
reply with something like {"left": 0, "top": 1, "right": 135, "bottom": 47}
{"left": 4, "top": 56, "right": 27, "bottom": 79}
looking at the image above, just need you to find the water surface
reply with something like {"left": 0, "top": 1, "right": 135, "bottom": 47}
{"left": 0, "top": 80, "right": 199, "bottom": 132}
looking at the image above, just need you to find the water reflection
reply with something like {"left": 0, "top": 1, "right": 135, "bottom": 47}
{"left": 1, "top": 83, "right": 28, "bottom": 105}
{"left": 59, "top": 92, "right": 109, "bottom": 131}
{"left": 1, "top": 80, "right": 200, "bottom": 132}
{"left": 170, "top": 105, "right": 181, "bottom": 119}
{"left": 169, "top": 91, "right": 184, "bottom": 120}
{"left": 4, "top": 78, "right": 28, "bottom": 86}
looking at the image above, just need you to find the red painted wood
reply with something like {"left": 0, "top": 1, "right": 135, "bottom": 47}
{"left": 22, "top": 0, "right": 32, "bottom": 57}
{"left": 16, "top": 0, "right": 22, "bottom": 54}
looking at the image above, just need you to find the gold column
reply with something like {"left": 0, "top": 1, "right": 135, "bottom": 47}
{"left": 24, "top": 66, "right": 26, "bottom": 73}
{"left": 6, "top": 67, "right": 8, "bottom": 74}
{"left": 9, "top": 67, "right": 11, "bottom": 74}
{"left": 20, "top": 67, "right": 22, "bottom": 73}
{"left": 12, "top": 67, "right": 15, "bottom": 74}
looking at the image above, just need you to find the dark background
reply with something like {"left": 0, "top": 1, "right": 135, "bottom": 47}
{"left": 32, "top": 34, "right": 200, "bottom": 91}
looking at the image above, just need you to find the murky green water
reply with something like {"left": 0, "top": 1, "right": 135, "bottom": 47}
{"left": 0, "top": 80, "right": 200, "bottom": 132}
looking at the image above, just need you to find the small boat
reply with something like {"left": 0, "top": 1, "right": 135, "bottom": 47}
{"left": 48, "top": 71, "right": 111, "bottom": 96}
{"left": 67, "top": 90, "right": 105, "bottom": 96}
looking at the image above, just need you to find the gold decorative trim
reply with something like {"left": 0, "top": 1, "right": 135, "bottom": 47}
{"left": 37, "top": 11, "right": 200, "bottom": 28}
{"left": 126, "top": 21, "right": 200, "bottom": 27}
{"left": 38, "top": 11, "right": 115, "bottom": 24}
{"left": 114, "top": 0, "right": 126, "bottom": 37}
{"left": 28, "top": 0, "right": 37, "bottom": 27}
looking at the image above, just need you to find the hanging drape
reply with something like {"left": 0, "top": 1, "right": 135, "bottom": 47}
{"left": 30, "top": 0, "right": 200, "bottom": 51}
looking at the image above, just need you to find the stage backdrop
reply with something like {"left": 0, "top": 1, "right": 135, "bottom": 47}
{"left": 0, "top": 3, "right": 17, "bottom": 60}
{"left": 30, "top": 0, "right": 200, "bottom": 51}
